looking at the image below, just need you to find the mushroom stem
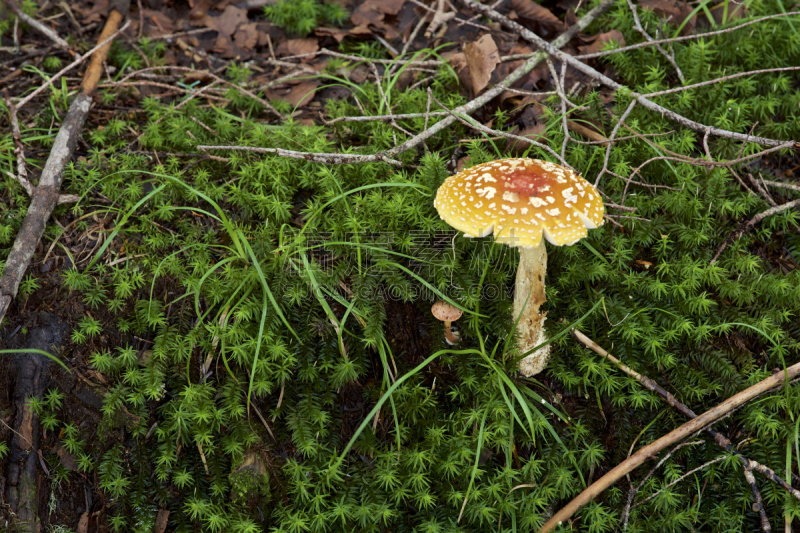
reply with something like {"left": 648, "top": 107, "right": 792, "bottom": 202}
{"left": 514, "top": 244, "right": 549, "bottom": 376}
{"left": 443, "top": 321, "right": 459, "bottom": 345}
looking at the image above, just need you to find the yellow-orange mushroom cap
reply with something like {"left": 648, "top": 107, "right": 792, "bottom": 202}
{"left": 433, "top": 158, "right": 604, "bottom": 247}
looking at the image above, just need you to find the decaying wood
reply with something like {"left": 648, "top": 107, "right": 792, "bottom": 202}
{"left": 4, "top": 313, "right": 69, "bottom": 532}
{"left": 2, "top": 4, "right": 129, "bottom": 529}
{"left": 0, "top": 2, "right": 129, "bottom": 325}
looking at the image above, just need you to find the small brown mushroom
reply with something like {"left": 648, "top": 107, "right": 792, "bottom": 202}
{"left": 431, "top": 301, "right": 463, "bottom": 345}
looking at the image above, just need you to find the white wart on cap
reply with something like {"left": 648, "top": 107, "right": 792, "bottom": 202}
{"left": 433, "top": 158, "right": 604, "bottom": 247}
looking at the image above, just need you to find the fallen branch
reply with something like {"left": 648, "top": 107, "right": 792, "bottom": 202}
{"left": 711, "top": 198, "right": 800, "bottom": 263}
{"left": 200, "top": 0, "right": 617, "bottom": 166}
{"left": 461, "top": 0, "right": 797, "bottom": 149}
{"left": 1, "top": 0, "right": 70, "bottom": 50}
{"left": 624, "top": 0, "right": 684, "bottom": 83}
{"left": 576, "top": 11, "right": 800, "bottom": 60}
{"left": 566, "top": 329, "right": 800, "bottom": 533}
{"left": 0, "top": 2, "right": 129, "bottom": 325}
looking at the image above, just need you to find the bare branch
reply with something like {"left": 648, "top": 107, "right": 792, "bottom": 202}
{"left": 461, "top": 0, "right": 797, "bottom": 149}
{"left": 194, "top": 145, "right": 403, "bottom": 167}
{"left": 1, "top": 0, "right": 70, "bottom": 50}
{"left": 577, "top": 11, "right": 800, "bottom": 60}
{"left": 201, "top": 0, "right": 616, "bottom": 167}
{"left": 16, "top": 19, "right": 132, "bottom": 109}
{"left": 711, "top": 198, "right": 800, "bottom": 263}
{"left": 624, "top": 0, "right": 684, "bottom": 82}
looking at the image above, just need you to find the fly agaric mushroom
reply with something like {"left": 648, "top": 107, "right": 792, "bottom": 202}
{"left": 431, "top": 301, "right": 463, "bottom": 345}
{"left": 433, "top": 158, "right": 604, "bottom": 376}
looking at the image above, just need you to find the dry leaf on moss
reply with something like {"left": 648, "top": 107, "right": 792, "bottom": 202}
{"left": 276, "top": 38, "right": 320, "bottom": 57}
{"left": 204, "top": 5, "right": 247, "bottom": 36}
{"left": 267, "top": 80, "right": 320, "bottom": 107}
{"left": 234, "top": 23, "right": 260, "bottom": 49}
{"left": 567, "top": 120, "right": 609, "bottom": 143}
{"left": 155, "top": 510, "right": 170, "bottom": 533}
{"left": 509, "top": 0, "right": 562, "bottom": 28}
{"left": 463, "top": 34, "right": 500, "bottom": 95}
{"left": 351, "top": 0, "right": 406, "bottom": 39}
{"left": 578, "top": 29, "right": 625, "bottom": 55}
{"left": 640, "top": 0, "right": 696, "bottom": 35}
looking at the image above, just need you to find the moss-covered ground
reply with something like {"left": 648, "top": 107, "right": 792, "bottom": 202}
{"left": 2, "top": 0, "right": 800, "bottom": 531}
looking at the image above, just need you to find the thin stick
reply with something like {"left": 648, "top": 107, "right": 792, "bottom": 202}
{"left": 4, "top": 94, "right": 31, "bottom": 194}
{"left": 200, "top": 0, "right": 616, "bottom": 166}
{"left": 111, "top": 65, "right": 284, "bottom": 119}
{"left": 761, "top": 180, "right": 800, "bottom": 194}
{"left": 323, "top": 110, "right": 450, "bottom": 124}
{"left": 429, "top": 92, "right": 570, "bottom": 167}
{"left": 16, "top": 19, "right": 131, "bottom": 108}
{"left": 461, "top": 0, "right": 796, "bottom": 149}
{"left": 711, "top": 198, "right": 800, "bottom": 263}
{"left": 0, "top": 6, "right": 128, "bottom": 324}
{"left": 1, "top": 0, "right": 70, "bottom": 50}
{"left": 743, "top": 466, "right": 772, "bottom": 532}
{"left": 624, "top": 0, "right": 684, "bottom": 82}
{"left": 645, "top": 66, "right": 800, "bottom": 98}
{"left": 572, "top": 330, "right": 800, "bottom": 499}
{"left": 542, "top": 335, "right": 800, "bottom": 532}
{"left": 622, "top": 440, "right": 704, "bottom": 529}
{"left": 577, "top": 11, "right": 800, "bottom": 60}
{"left": 631, "top": 456, "right": 726, "bottom": 509}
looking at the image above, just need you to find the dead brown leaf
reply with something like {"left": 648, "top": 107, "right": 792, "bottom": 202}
{"left": 142, "top": 9, "right": 179, "bottom": 36}
{"left": 463, "top": 34, "right": 500, "bottom": 95}
{"left": 77, "top": 513, "right": 89, "bottom": 533}
{"left": 510, "top": 0, "right": 562, "bottom": 28}
{"left": 276, "top": 38, "right": 320, "bottom": 57}
{"left": 155, "top": 510, "right": 170, "bottom": 533}
{"left": 315, "top": 25, "right": 373, "bottom": 42}
{"left": 567, "top": 120, "right": 609, "bottom": 143}
{"left": 710, "top": 1, "right": 746, "bottom": 24}
{"left": 74, "top": 0, "right": 109, "bottom": 25}
{"left": 234, "top": 23, "right": 260, "bottom": 50}
{"left": 640, "top": 0, "right": 696, "bottom": 35}
{"left": 204, "top": 5, "right": 248, "bottom": 36}
{"left": 52, "top": 442, "right": 80, "bottom": 471}
{"left": 578, "top": 29, "right": 625, "bottom": 55}
{"left": 267, "top": 80, "right": 320, "bottom": 107}
{"left": 351, "top": 0, "right": 406, "bottom": 39}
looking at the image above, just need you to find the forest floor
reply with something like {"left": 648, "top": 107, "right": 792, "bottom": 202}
{"left": 2, "top": 0, "right": 800, "bottom": 532}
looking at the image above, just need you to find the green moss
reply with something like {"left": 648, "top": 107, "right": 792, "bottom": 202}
{"left": 264, "top": 0, "right": 348, "bottom": 37}
{"left": 3, "top": 3, "right": 800, "bottom": 531}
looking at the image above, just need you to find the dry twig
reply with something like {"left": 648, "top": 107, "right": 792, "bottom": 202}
{"left": 1, "top": 0, "right": 70, "bottom": 50}
{"left": 200, "top": 0, "right": 617, "bottom": 167}
{"left": 711, "top": 198, "right": 800, "bottom": 263}
{"left": 541, "top": 330, "right": 800, "bottom": 532}
{"left": 577, "top": 11, "right": 800, "bottom": 60}
{"left": 0, "top": 3, "right": 129, "bottom": 324}
{"left": 624, "top": 0, "right": 684, "bottom": 82}
{"left": 461, "top": 0, "right": 797, "bottom": 149}
{"left": 572, "top": 329, "right": 800, "bottom": 529}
